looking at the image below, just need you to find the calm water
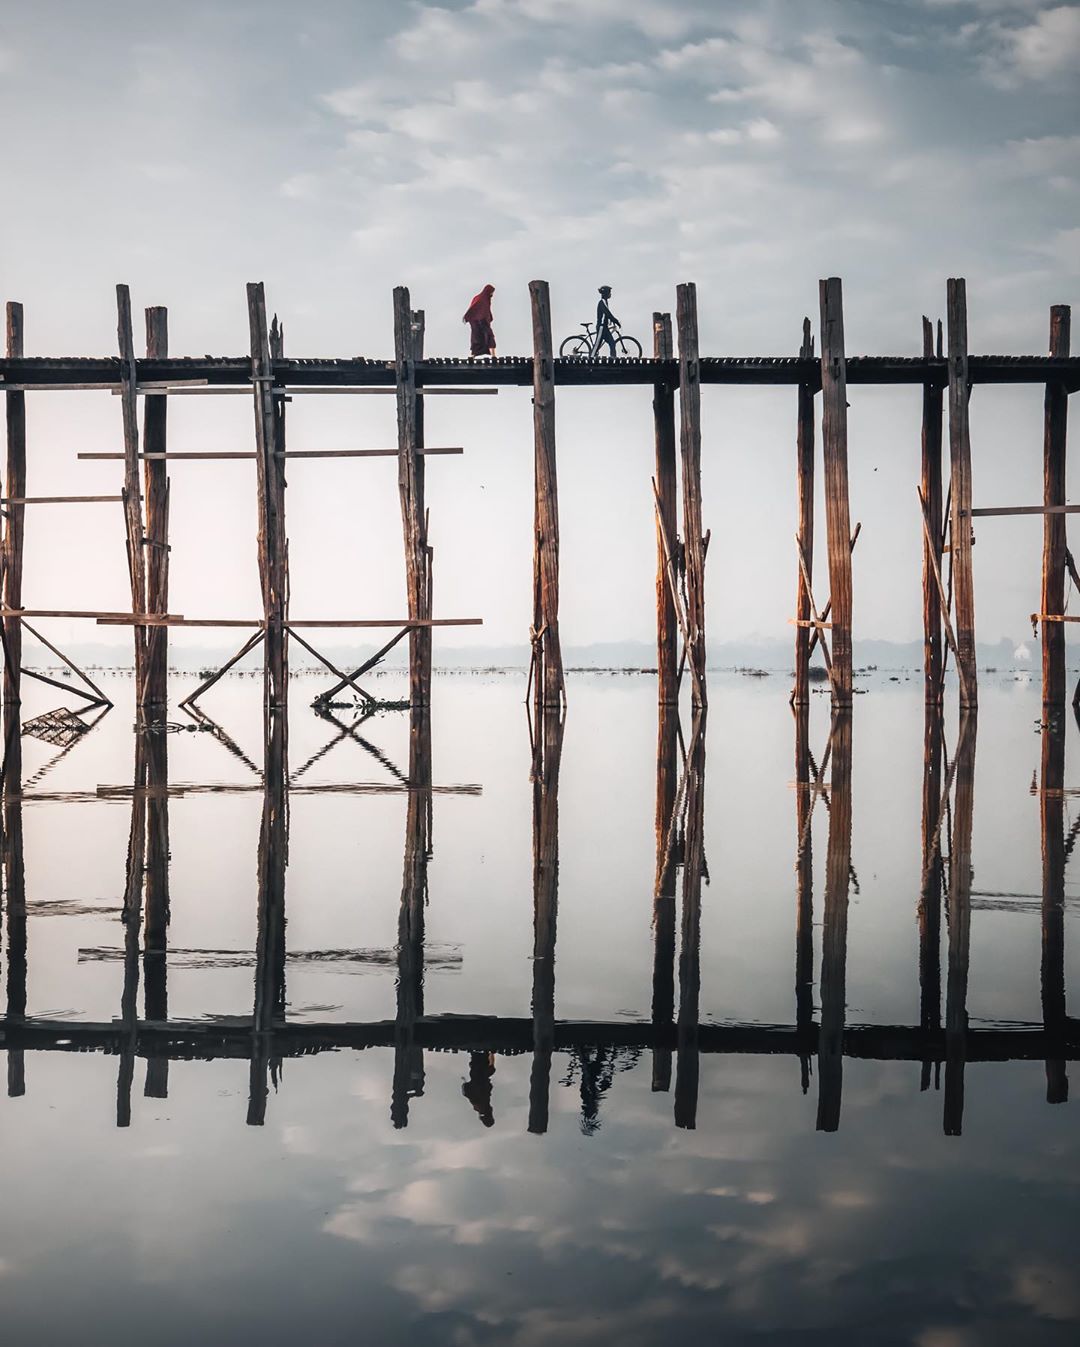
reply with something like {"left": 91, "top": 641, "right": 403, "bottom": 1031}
{"left": 0, "top": 669, "right": 1078, "bottom": 1345}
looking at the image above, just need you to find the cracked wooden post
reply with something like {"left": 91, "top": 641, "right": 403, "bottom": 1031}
{"left": 794, "top": 317, "right": 816, "bottom": 707}
{"left": 142, "top": 306, "right": 170, "bottom": 713}
{"left": 653, "top": 312, "right": 678, "bottom": 706}
{"left": 530, "top": 280, "right": 564, "bottom": 713}
{"left": 921, "top": 316, "right": 945, "bottom": 704}
{"left": 394, "top": 287, "right": 431, "bottom": 707}
{"left": 947, "top": 279, "right": 977, "bottom": 710}
{"left": 819, "top": 279, "right": 853, "bottom": 708}
{"left": 1042, "top": 305, "right": 1071, "bottom": 714}
{"left": 117, "top": 285, "right": 149, "bottom": 702}
{"left": 676, "top": 283, "right": 707, "bottom": 708}
{"left": 816, "top": 711, "right": 852, "bottom": 1132}
{"left": 3, "top": 302, "right": 25, "bottom": 717}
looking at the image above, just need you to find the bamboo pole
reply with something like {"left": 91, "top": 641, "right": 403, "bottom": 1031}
{"left": 3, "top": 302, "right": 25, "bottom": 715}
{"left": 947, "top": 280, "right": 977, "bottom": 710}
{"left": 818, "top": 279, "right": 853, "bottom": 708}
{"left": 653, "top": 312, "right": 678, "bottom": 705}
{"left": 530, "top": 280, "right": 564, "bottom": 713}
{"left": 921, "top": 316, "right": 944, "bottom": 704}
{"left": 676, "top": 283, "right": 707, "bottom": 708}
{"left": 944, "top": 713, "right": 976, "bottom": 1135}
{"left": 1042, "top": 305, "right": 1071, "bottom": 712}
{"left": 392, "top": 289, "right": 431, "bottom": 708}
{"left": 116, "top": 286, "right": 149, "bottom": 701}
{"left": 142, "top": 306, "right": 169, "bottom": 712}
{"left": 794, "top": 317, "right": 816, "bottom": 706}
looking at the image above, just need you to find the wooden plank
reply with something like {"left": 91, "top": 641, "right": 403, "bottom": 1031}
{"left": 20, "top": 619, "right": 111, "bottom": 705}
{"left": 530, "top": 280, "right": 565, "bottom": 712}
{"left": 947, "top": 279, "right": 977, "bottom": 710}
{"left": 969, "top": 505, "right": 1080, "bottom": 517}
{"left": 1042, "top": 305, "right": 1071, "bottom": 711}
{"left": 4, "top": 301, "right": 26, "bottom": 713}
{"left": 793, "top": 317, "right": 815, "bottom": 706}
{"left": 78, "top": 447, "right": 463, "bottom": 461}
{"left": 818, "top": 279, "right": 853, "bottom": 707}
{"left": 116, "top": 285, "right": 149, "bottom": 701}
{"left": 676, "top": 283, "right": 707, "bottom": 708}
{"left": 921, "top": 316, "right": 944, "bottom": 704}
{"left": 0, "top": 495, "right": 125, "bottom": 504}
{"left": 142, "top": 307, "right": 170, "bottom": 712}
{"left": 653, "top": 312, "right": 678, "bottom": 706}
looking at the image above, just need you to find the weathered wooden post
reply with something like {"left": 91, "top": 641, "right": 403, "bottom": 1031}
{"left": 529, "top": 708, "right": 563, "bottom": 1134}
{"left": 944, "top": 713, "right": 976, "bottom": 1135}
{"left": 2, "top": 710, "right": 26, "bottom": 1097}
{"left": 3, "top": 303, "right": 26, "bottom": 716}
{"left": 794, "top": 701, "right": 814, "bottom": 1093}
{"left": 793, "top": 318, "right": 816, "bottom": 706}
{"left": 143, "top": 717, "right": 170, "bottom": 1099}
{"left": 116, "top": 286, "right": 149, "bottom": 702}
{"left": 1042, "top": 305, "right": 1071, "bottom": 713}
{"left": 393, "top": 288, "right": 432, "bottom": 707}
{"left": 674, "top": 711, "right": 706, "bottom": 1129}
{"left": 529, "top": 281, "right": 564, "bottom": 713}
{"left": 947, "top": 279, "right": 977, "bottom": 710}
{"left": 818, "top": 279, "right": 853, "bottom": 708}
{"left": 921, "top": 317, "right": 945, "bottom": 703}
{"left": 652, "top": 701, "right": 679, "bottom": 1091}
{"left": 676, "top": 284, "right": 707, "bottom": 708}
{"left": 1040, "top": 720, "right": 1068, "bottom": 1102}
{"left": 392, "top": 704, "right": 431, "bottom": 1127}
{"left": 142, "top": 307, "right": 170, "bottom": 713}
{"left": 653, "top": 313, "right": 678, "bottom": 705}
{"left": 118, "top": 736, "right": 147, "bottom": 1126}
{"left": 918, "top": 707, "right": 944, "bottom": 1092}
{"left": 816, "top": 712, "right": 852, "bottom": 1132}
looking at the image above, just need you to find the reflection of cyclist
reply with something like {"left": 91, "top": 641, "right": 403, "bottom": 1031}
{"left": 592, "top": 285, "right": 619, "bottom": 357}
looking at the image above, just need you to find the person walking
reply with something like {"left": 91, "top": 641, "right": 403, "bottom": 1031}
{"left": 463, "top": 284, "right": 496, "bottom": 357}
{"left": 592, "top": 285, "right": 619, "bottom": 357}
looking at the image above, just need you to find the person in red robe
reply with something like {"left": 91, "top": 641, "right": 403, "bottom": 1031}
{"left": 463, "top": 284, "right": 496, "bottom": 356}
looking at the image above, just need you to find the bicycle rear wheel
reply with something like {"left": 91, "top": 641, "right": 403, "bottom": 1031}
{"left": 559, "top": 334, "right": 591, "bottom": 357}
{"left": 614, "top": 334, "right": 643, "bottom": 358}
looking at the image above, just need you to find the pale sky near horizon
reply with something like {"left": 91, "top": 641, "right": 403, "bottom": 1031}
{"left": 1, "top": 0, "right": 1078, "bottom": 652}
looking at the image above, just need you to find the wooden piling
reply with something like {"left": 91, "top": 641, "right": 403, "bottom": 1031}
{"left": 246, "top": 283, "right": 289, "bottom": 719}
{"left": 393, "top": 288, "right": 432, "bottom": 708}
{"left": 947, "top": 280, "right": 977, "bottom": 710}
{"left": 1042, "top": 305, "right": 1071, "bottom": 712}
{"left": 793, "top": 701, "right": 814, "bottom": 1093}
{"left": 3, "top": 303, "right": 26, "bottom": 717}
{"left": 653, "top": 313, "right": 678, "bottom": 705}
{"left": 816, "top": 712, "right": 852, "bottom": 1131}
{"left": 944, "top": 713, "right": 976, "bottom": 1135}
{"left": 674, "top": 711, "right": 706, "bottom": 1129}
{"left": 918, "top": 706, "right": 944, "bottom": 1092}
{"left": 143, "top": 718, "right": 170, "bottom": 1099}
{"left": 392, "top": 704, "right": 431, "bottom": 1127}
{"left": 528, "top": 707, "right": 563, "bottom": 1134}
{"left": 2, "top": 708, "right": 26, "bottom": 1097}
{"left": 116, "top": 286, "right": 149, "bottom": 701}
{"left": 142, "top": 307, "right": 170, "bottom": 712}
{"left": 793, "top": 318, "right": 816, "bottom": 706}
{"left": 651, "top": 700, "right": 680, "bottom": 1091}
{"left": 818, "top": 279, "right": 853, "bottom": 707}
{"left": 1040, "top": 720, "right": 1068, "bottom": 1102}
{"left": 676, "top": 284, "right": 707, "bottom": 708}
{"left": 921, "top": 316, "right": 944, "bottom": 702}
{"left": 530, "top": 281, "right": 564, "bottom": 713}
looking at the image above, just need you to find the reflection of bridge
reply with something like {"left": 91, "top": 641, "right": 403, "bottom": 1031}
{"left": 0, "top": 690, "right": 1074, "bottom": 1138}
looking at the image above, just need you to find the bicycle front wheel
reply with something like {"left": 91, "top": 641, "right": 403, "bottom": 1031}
{"left": 559, "top": 334, "right": 591, "bottom": 357}
{"left": 614, "top": 334, "right": 643, "bottom": 358}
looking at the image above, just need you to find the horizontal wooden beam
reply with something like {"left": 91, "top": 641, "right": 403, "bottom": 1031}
{"left": 0, "top": 495, "right": 125, "bottom": 504}
{"left": 2, "top": 609, "right": 482, "bottom": 628}
{"left": 77, "top": 447, "right": 464, "bottom": 461}
{"left": 967, "top": 504, "right": 1080, "bottom": 517}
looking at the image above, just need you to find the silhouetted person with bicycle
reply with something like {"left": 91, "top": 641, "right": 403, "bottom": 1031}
{"left": 592, "top": 285, "right": 619, "bottom": 358}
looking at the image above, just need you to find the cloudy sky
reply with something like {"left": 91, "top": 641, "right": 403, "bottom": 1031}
{"left": 1, "top": 0, "right": 1078, "bottom": 652}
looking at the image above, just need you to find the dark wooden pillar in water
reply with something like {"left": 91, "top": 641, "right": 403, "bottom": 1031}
{"left": 530, "top": 281, "right": 564, "bottom": 714}
{"left": 116, "top": 286, "right": 149, "bottom": 701}
{"left": 528, "top": 708, "right": 563, "bottom": 1134}
{"left": 675, "top": 711, "right": 706, "bottom": 1128}
{"left": 248, "top": 708, "right": 288, "bottom": 1126}
{"left": 1040, "top": 721, "right": 1068, "bottom": 1102}
{"left": 944, "top": 714, "right": 976, "bottom": 1135}
{"left": 141, "top": 307, "right": 170, "bottom": 714}
{"left": 921, "top": 317, "right": 945, "bottom": 703}
{"left": 653, "top": 312, "right": 679, "bottom": 706}
{"left": 819, "top": 279, "right": 853, "bottom": 708}
{"left": 1042, "top": 306, "right": 1071, "bottom": 713}
{"left": 247, "top": 283, "right": 289, "bottom": 723}
{"left": 2, "top": 712, "right": 26, "bottom": 1097}
{"left": 651, "top": 702, "right": 680, "bottom": 1091}
{"left": 3, "top": 302, "right": 26, "bottom": 712}
{"left": 394, "top": 289, "right": 432, "bottom": 707}
{"left": 392, "top": 705, "right": 432, "bottom": 1127}
{"left": 676, "top": 284, "right": 707, "bottom": 708}
{"left": 143, "top": 725, "right": 170, "bottom": 1099}
{"left": 918, "top": 707, "right": 944, "bottom": 1092}
{"left": 793, "top": 702, "right": 814, "bottom": 1092}
{"left": 793, "top": 318, "right": 816, "bottom": 707}
{"left": 947, "top": 280, "right": 977, "bottom": 710}
{"left": 816, "top": 713, "right": 852, "bottom": 1131}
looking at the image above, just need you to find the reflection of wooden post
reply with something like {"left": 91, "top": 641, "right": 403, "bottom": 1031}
{"left": 1040, "top": 721, "right": 1068, "bottom": 1102}
{"left": 921, "top": 317, "right": 944, "bottom": 703}
{"left": 392, "top": 705, "right": 432, "bottom": 1127}
{"left": 529, "top": 708, "right": 563, "bottom": 1134}
{"left": 819, "top": 279, "right": 852, "bottom": 708}
{"left": 1042, "top": 306, "right": 1071, "bottom": 713}
{"left": 3, "top": 302, "right": 26, "bottom": 712}
{"left": 118, "top": 737, "right": 148, "bottom": 1127}
{"left": 2, "top": 711, "right": 26, "bottom": 1097}
{"left": 394, "top": 289, "right": 432, "bottom": 707}
{"left": 653, "top": 313, "right": 678, "bottom": 706}
{"left": 918, "top": 707, "right": 944, "bottom": 1092}
{"left": 793, "top": 701, "right": 814, "bottom": 1092}
{"left": 652, "top": 701, "right": 680, "bottom": 1091}
{"left": 248, "top": 709, "right": 288, "bottom": 1126}
{"left": 676, "top": 284, "right": 707, "bottom": 708}
{"left": 675, "top": 712, "right": 706, "bottom": 1128}
{"left": 530, "top": 281, "right": 564, "bottom": 714}
{"left": 793, "top": 318, "right": 816, "bottom": 707}
{"left": 142, "top": 307, "right": 170, "bottom": 712}
{"left": 947, "top": 280, "right": 977, "bottom": 710}
{"left": 817, "top": 711, "right": 852, "bottom": 1132}
{"left": 143, "top": 725, "right": 170, "bottom": 1099}
{"left": 944, "top": 714, "right": 976, "bottom": 1135}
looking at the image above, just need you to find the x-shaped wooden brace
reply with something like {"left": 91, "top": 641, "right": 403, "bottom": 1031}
{"left": 652, "top": 478, "right": 705, "bottom": 708}
{"left": 917, "top": 486, "right": 971, "bottom": 707}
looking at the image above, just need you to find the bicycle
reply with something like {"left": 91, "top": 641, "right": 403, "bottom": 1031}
{"left": 559, "top": 321, "right": 643, "bottom": 359}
